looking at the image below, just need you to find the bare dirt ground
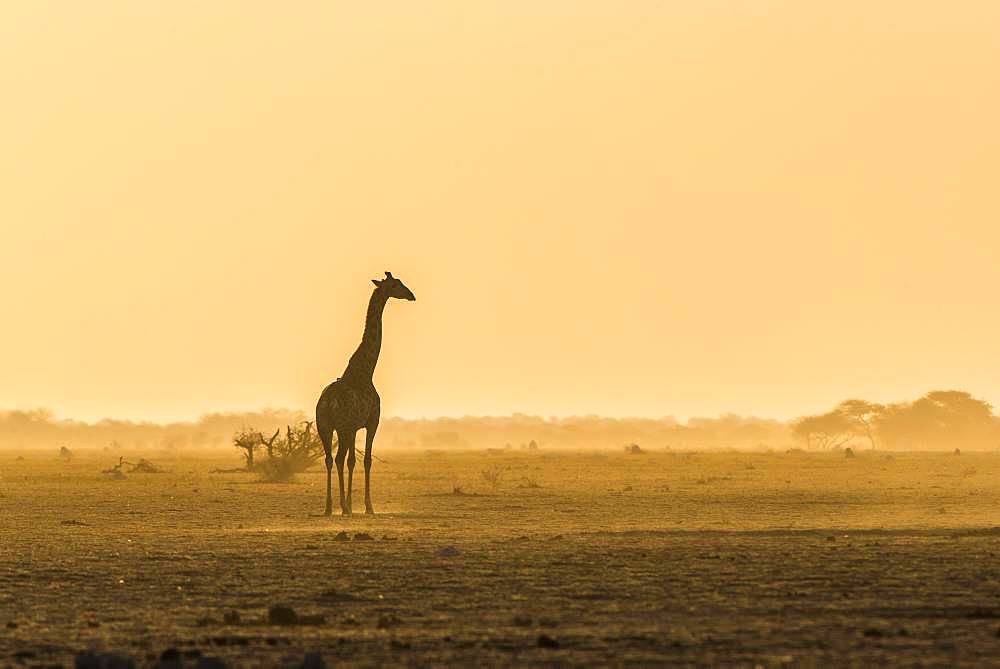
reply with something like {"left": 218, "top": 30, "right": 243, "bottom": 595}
{"left": 1, "top": 448, "right": 998, "bottom": 667}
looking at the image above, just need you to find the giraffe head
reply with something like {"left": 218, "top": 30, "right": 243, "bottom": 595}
{"left": 372, "top": 271, "right": 416, "bottom": 301}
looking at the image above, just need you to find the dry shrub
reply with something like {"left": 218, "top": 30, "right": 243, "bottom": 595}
{"left": 481, "top": 464, "right": 507, "bottom": 489}
{"left": 254, "top": 422, "right": 324, "bottom": 483}
{"left": 233, "top": 428, "right": 262, "bottom": 471}
{"left": 129, "top": 458, "right": 163, "bottom": 473}
{"left": 101, "top": 456, "right": 129, "bottom": 479}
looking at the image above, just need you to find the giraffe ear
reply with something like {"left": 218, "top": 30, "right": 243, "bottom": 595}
{"left": 372, "top": 279, "right": 383, "bottom": 287}
{"left": 385, "top": 271, "right": 393, "bottom": 279}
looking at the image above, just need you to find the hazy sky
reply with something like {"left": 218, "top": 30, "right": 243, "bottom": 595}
{"left": 1, "top": 3, "right": 998, "bottom": 423}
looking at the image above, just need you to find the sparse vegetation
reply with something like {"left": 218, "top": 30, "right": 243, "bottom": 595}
{"left": 129, "top": 458, "right": 163, "bottom": 474}
{"left": 233, "top": 428, "right": 263, "bottom": 471}
{"left": 481, "top": 464, "right": 507, "bottom": 489}
{"left": 101, "top": 457, "right": 129, "bottom": 479}
{"left": 250, "top": 422, "right": 324, "bottom": 483}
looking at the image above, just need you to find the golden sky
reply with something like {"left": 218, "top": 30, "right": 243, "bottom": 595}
{"left": 1, "top": 2, "right": 998, "bottom": 423}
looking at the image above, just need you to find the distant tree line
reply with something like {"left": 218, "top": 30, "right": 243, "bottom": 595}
{"left": 792, "top": 391, "right": 999, "bottom": 450}
{"left": 1, "top": 389, "right": 997, "bottom": 452}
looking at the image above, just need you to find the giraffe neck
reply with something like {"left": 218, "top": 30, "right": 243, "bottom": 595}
{"left": 342, "top": 289, "right": 389, "bottom": 384}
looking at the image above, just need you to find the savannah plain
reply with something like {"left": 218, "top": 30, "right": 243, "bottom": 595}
{"left": 2, "top": 446, "right": 998, "bottom": 667}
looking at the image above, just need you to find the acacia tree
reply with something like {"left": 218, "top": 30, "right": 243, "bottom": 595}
{"left": 792, "top": 411, "right": 854, "bottom": 450}
{"left": 836, "top": 399, "right": 885, "bottom": 449}
{"left": 233, "top": 428, "right": 262, "bottom": 471}
{"left": 875, "top": 390, "right": 998, "bottom": 450}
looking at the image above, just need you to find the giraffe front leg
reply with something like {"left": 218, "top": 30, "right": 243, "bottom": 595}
{"left": 324, "top": 453, "right": 334, "bottom": 517}
{"left": 364, "top": 421, "right": 378, "bottom": 515}
{"left": 346, "top": 443, "right": 357, "bottom": 516}
{"left": 334, "top": 430, "right": 351, "bottom": 516}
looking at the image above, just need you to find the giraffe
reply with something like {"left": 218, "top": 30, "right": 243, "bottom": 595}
{"left": 315, "top": 272, "right": 416, "bottom": 516}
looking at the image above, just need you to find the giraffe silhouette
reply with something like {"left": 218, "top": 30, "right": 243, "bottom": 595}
{"left": 316, "top": 272, "right": 416, "bottom": 516}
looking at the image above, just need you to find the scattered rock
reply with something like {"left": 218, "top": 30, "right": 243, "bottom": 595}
{"left": 354, "top": 532, "right": 374, "bottom": 541}
{"left": 61, "top": 519, "right": 89, "bottom": 526}
{"left": 512, "top": 615, "right": 533, "bottom": 627}
{"left": 268, "top": 606, "right": 299, "bottom": 626}
{"left": 863, "top": 627, "right": 884, "bottom": 637}
{"left": 377, "top": 614, "right": 402, "bottom": 629}
{"left": 300, "top": 652, "right": 327, "bottom": 669}
{"left": 319, "top": 589, "right": 358, "bottom": 602}
{"left": 194, "top": 658, "right": 228, "bottom": 669}
{"left": 537, "top": 634, "right": 560, "bottom": 649}
{"left": 341, "top": 616, "right": 360, "bottom": 626}
{"left": 86, "top": 620, "right": 101, "bottom": 628}
{"left": 437, "top": 546, "right": 460, "bottom": 557}
{"left": 5, "top": 621, "right": 16, "bottom": 629}
{"left": 963, "top": 607, "right": 1000, "bottom": 619}
{"left": 223, "top": 610, "right": 241, "bottom": 625}
{"left": 232, "top": 606, "right": 324, "bottom": 628}
{"left": 333, "top": 531, "right": 351, "bottom": 542}
{"left": 298, "top": 613, "right": 327, "bottom": 625}
{"left": 389, "top": 639, "right": 412, "bottom": 650}
{"left": 157, "top": 648, "right": 182, "bottom": 669}
{"left": 75, "top": 652, "right": 137, "bottom": 669}
{"left": 196, "top": 616, "right": 219, "bottom": 627}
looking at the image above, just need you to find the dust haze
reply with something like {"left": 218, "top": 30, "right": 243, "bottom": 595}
{"left": 2, "top": 394, "right": 999, "bottom": 666}
{"left": 3, "top": 2, "right": 1000, "bottom": 667}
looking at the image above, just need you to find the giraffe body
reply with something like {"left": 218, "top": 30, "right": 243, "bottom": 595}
{"left": 316, "top": 272, "right": 415, "bottom": 516}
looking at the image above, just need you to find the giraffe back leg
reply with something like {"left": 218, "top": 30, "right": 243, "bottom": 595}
{"left": 346, "top": 436, "right": 357, "bottom": 515}
{"left": 335, "top": 429, "right": 355, "bottom": 516}
{"left": 317, "top": 418, "right": 335, "bottom": 516}
{"left": 364, "top": 408, "right": 379, "bottom": 515}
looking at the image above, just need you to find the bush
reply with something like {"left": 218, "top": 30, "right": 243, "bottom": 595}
{"left": 245, "top": 422, "right": 324, "bottom": 483}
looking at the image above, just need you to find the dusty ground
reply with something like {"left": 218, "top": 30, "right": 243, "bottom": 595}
{"left": 1, "top": 448, "right": 998, "bottom": 667}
